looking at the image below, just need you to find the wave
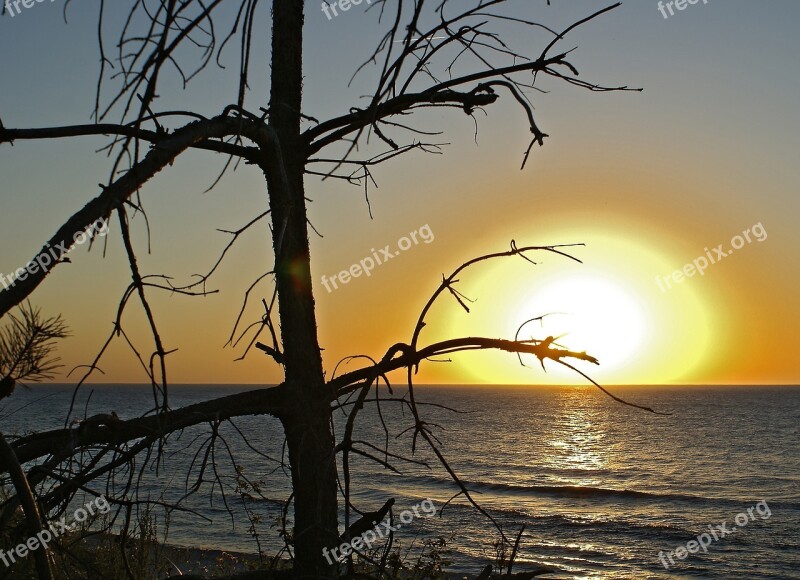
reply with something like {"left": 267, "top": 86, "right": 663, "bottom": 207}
{"left": 462, "top": 480, "right": 800, "bottom": 511}
{"left": 465, "top": 480, "right": 696, "bottom": 502}
{"left": 370, "top": 472, "right": 758, "bottom": 506}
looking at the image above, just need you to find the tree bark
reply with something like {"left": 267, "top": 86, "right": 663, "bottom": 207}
{"left": 266, "top": 1, "right": 338, "bottom": 577}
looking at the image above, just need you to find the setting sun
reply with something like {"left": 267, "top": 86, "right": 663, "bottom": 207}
{"left": 513, "top": 274, "right": 648, "bottom": 373}
{"left": 436, "top": 224, "right": 715, "bottom": 386}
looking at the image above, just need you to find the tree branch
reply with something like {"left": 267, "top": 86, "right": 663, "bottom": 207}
{"left": 329, "top": 336, "right": 598, "bottom": 394}
{"left": 0, "top": 114, "right": 275, "bottom": 319}
{"left": 0, "top": 383, "right": 288, "bottom": 475}
{"left": 0, "top": 432, "right": 54, "bottom": 580}
{"left": 0, "top": 123, "right": 257, "bottom": 159}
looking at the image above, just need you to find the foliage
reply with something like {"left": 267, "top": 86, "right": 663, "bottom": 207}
{"left": 0, "top": 302, "right": 68, "bottom": 399}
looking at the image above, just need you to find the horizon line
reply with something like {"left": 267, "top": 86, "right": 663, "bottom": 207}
{"left": 35, "top": 382, "right": 800, "bottom": 388}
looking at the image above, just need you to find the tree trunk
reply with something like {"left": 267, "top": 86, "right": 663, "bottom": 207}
{"left": 267, "top": 1, "right": 338, "bottom": 578}
{"left": 0, "top": 433, "right": 54, "bottom": 580}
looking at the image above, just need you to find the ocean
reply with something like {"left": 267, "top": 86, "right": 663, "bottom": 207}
{"left": 2, "top": 384, "right": 799, "bottom": 579}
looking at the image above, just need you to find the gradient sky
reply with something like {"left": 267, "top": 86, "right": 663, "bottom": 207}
{"left": 1, "top": 1, "right": 798, "bottom": 386}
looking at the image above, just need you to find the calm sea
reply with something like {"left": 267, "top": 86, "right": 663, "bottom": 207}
{"left": 2, "top": 385, "right": 799, "bottom": 579}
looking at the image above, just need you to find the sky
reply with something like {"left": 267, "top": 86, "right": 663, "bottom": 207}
{"left": 0, "top": 0, "right": 798, "bottom": 387}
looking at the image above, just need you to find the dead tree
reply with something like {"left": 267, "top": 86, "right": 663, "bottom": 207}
{"left": 0, "top": 1, "right": 654, "bottom": 578}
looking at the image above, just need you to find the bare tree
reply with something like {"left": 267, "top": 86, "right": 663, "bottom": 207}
{"left": 0, "top": 1, "right": 652, "bottom": 577}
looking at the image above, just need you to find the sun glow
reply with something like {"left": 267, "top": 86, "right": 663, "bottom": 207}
{"left": 514, "top": 275, "right": 648, "bottom": 373}
{"left": 438, "top": 223, "right": 715, "bottom": 385}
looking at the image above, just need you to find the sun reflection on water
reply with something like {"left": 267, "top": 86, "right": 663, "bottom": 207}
{"left": 542, "top": 389, "right": 616, "bottom": 486}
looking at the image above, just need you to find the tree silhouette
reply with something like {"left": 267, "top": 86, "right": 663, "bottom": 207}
{"left": 0, "top": 1, "right": 652, "bottom": 577}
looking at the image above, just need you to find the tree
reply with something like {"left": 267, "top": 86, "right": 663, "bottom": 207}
{"left": 0, "top": 1, "right": 650, "bottom": 577}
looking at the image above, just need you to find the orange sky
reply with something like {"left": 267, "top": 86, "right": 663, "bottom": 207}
{"left": 1, "top": 1, "right": 798, "bottom": 386}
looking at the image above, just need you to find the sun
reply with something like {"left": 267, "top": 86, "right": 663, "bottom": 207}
{"left": 436, "top": 224, "right": 714, "bottom": 385}
{"left": 512, "top": 274, "right": 649, "bottom": 374}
